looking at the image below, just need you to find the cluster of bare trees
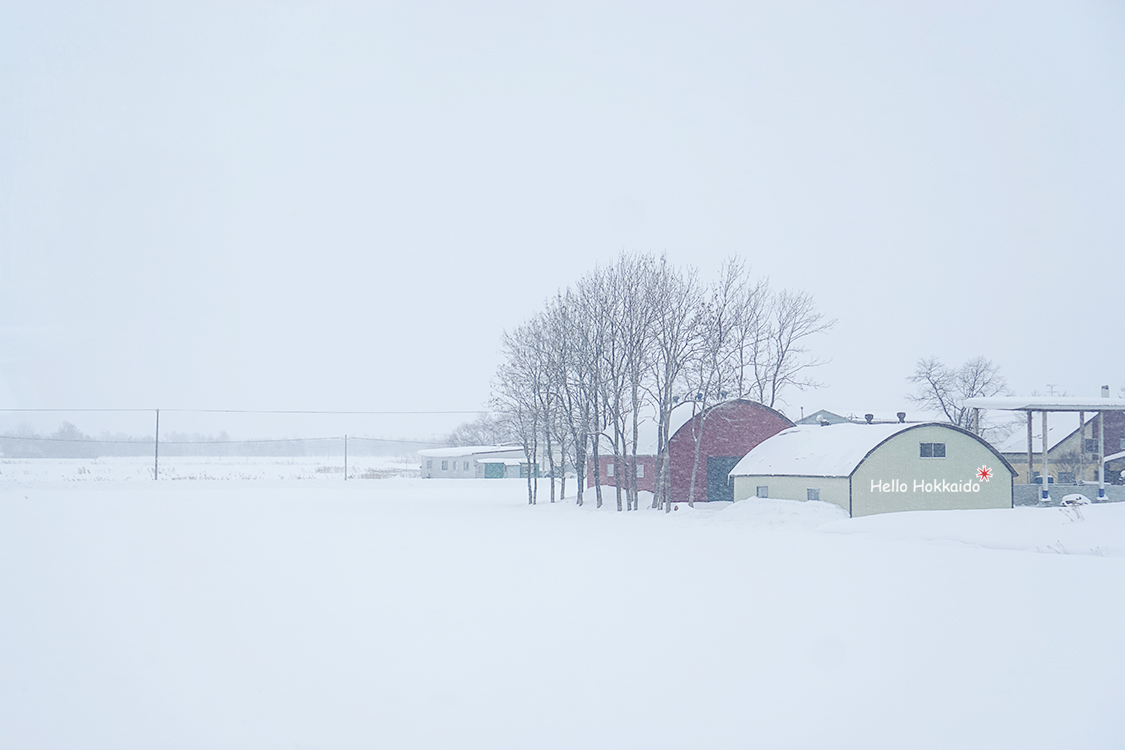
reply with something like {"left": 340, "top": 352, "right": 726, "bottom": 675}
{"left": 488, "top": 253, "right": 834, "bottom": 510}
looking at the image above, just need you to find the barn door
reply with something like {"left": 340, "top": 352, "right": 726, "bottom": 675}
{"left": 706, "top": 457, "right": 742, "bottom": 502}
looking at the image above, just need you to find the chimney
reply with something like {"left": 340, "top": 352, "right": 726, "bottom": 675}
{"left": 1102, "top": 385, "right": 1110, "bottom": 398}
{"left": 864, "top": 413, "right": 874, "bottom": 424}
{"left": 897, "top": 411, "right": 906, "bottom": 423}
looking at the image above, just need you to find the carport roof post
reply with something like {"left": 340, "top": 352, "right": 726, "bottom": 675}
{"left": 965, "top": 396, "right": 1125, "bottom": 501}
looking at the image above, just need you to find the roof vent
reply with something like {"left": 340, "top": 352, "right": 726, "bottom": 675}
{"left": 897, "top": 411, "right": 906, "bottom": 423}
{"left": 864, "top": 413, "right": 874, "bottom": 424}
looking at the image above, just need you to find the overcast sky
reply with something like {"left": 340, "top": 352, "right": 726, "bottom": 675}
{"left": 2, "top": 1, "right": 1124, "bottom": 438}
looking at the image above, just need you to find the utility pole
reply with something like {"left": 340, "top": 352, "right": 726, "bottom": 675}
{"left": 154, "top": 409, "right": 160, "bottom": 481}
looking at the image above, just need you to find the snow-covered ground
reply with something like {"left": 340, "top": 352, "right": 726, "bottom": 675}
{"left": 1, "top": 477, "right": 1123, "bottom": 749}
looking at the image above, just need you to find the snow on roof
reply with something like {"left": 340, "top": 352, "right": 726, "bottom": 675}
{"left": 995, "top": 414, "right": 1095, "bottom": 454}
{"left": 417, "top": 445, "right": 523, "bottom": 458}
{"left": 966, "top": 396, "right": 1125, "bottom": 412}
{"left": 729, "top": 423, "right": 918, "bottom": 478}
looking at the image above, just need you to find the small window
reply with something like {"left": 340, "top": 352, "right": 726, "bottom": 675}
{"left": 636, "top": 464, "right": 644, "bottom": 478}
{"left": 807, "top": 488, "right": 820, "bottom": 502}
{"left": 1057, "top": 472, "right": 1076, "bottom": 484}
{"left": 464, "top": 461, "right": 469, "bottom": 471}
{"left": 1120, "top": 438, "right": 1125, "bottom": 451}
{"left": 426, "top": 460, "right": 432, "bottom": 470}
{"left": 607, "top": 463, "right": 615, "bottom": 477}
{"left": 441, "top": 461, "right": 448, "bottom": 471}
{"left": 920, "top": 442, "right": 946, "bottom": 458}
{"left": 756, "top": 486, "right": 768, "bottom": 498}
{"left": 1085, "top": 439, "right": 1098, "bottom": 453}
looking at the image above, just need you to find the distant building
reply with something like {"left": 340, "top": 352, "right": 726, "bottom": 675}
{"left": 795, "top": 409, "right": 911, "bottom": 426}
{"left": 418, "top": 445, "right": 540, "bottom": 479}
{"left": 995, "top": 412, "right": 1125, "bottom": 485}
{"left": 795, "top": 409, "right": 851, "bottom": 426}
{"left": 729, "top": 422, "right": 1015, "bottom": 517}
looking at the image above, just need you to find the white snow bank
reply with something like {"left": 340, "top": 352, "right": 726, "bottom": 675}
{"left": 821, "top": 502, "right": 1125, "bottom": 557}
{"left": 709, "top": 497, "right": 849, "bottom": 529}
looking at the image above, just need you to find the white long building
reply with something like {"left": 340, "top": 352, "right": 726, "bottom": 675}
{"left": 418, "top": 445, "right": 537, "bottom": 479}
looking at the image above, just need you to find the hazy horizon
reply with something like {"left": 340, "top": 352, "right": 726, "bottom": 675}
{"left": 3, "top": 2, "right": 1124, "bottom": 439}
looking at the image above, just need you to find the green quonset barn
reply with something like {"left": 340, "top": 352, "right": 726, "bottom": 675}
{"left": 729, "top": 422, "right": 1015, "bottom": 517}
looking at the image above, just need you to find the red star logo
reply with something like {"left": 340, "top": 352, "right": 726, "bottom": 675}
{"left": 976, "top": 466, "right": 992, "bottom": 482}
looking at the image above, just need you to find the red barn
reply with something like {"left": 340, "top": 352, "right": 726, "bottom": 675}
{"left": 586, "top": 399, "right": 794, "bottom": 503}
{"left": 668, "top": 399, "right": 794, "bottom": 503}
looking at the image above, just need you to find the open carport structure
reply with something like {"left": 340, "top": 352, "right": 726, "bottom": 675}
{"left": 966, "top": 391, "right": 1125, "bottom": 502}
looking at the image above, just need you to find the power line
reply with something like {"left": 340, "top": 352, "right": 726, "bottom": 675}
{"left": 0, "top": 435, "right": 446, "bottom": 446}
{"left": 0, "top": 408, "right": 487, "bottom": 415}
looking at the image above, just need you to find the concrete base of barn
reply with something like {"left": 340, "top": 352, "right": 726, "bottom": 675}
{"left": 1013, "top": 484, "right": 1125, "bottom": 506}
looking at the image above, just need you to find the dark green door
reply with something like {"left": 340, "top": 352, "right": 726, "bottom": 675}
{"left": 707, "top": 456, "right": 742, "bottom": 502}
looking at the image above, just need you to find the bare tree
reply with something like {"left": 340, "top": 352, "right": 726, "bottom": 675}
{"left": 644, "top": 257, "right": 704, "bottom": 511}
{"left": 749, "top": 288, "right": 834, "bottom": 409}
{"left": 907, "top": 356, "right": 1010, "bottom": 436}
{"left": 547, "top": 290, "right": 596, "bottom": 506}
{"left": 682, "top": 261, "right": 745, "bottom": 506}
{"left": 493, "top": 322, "right": 548, "bottom": 505}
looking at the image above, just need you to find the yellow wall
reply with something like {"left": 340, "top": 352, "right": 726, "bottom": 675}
{"left": 851, "top": 425, "right": 1011, "bottom": 517}
{"left": 731, "top": 475, "right": 850, "bottom": 513}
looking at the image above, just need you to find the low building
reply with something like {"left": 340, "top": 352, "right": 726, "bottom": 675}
{"left": 418, "top": 445, "right": 538, "bottom": 479}
{"left": 795, "top": 409, "right": 910, "bottom": 426}
{"left": 729, "top": 422, "right": 1015, "bottom": 517}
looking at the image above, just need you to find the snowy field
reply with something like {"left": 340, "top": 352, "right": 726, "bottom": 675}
{"left": 2, "top": 477, "right": 1124, "bottom": 749}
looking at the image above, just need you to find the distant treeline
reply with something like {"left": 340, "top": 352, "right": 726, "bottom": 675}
{"left": 0, "top": 422, "right": 436, "bottom": 459}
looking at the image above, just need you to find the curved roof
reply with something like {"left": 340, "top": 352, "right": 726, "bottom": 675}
{"left": 729, "top": 422, "right": 1016, "bottom": 478}
{"left": 669, "top": 398, "right": 794, "bottom": 443}
{"left": 617, "top": 399, "right": 790, "bottom": 456}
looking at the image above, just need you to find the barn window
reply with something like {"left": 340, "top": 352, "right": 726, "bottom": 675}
{"left": 636, "top": 464, "right": 644, "bottom": 478}
{"left": 756, "top": 486, "right": 768, "bottom": 498}
{"left": 607, "top": 463, "right": 614, "bottom": 477}
{"left": 426, "top": 460, "right": 432, "bottom": 470}
{"left": 464, "top": 461, "right": 470, "bottom": 471}
{"left": 441, "top": 461, "right": 448, "bottom": 470}
{"left": 920, "top": 442, "right": 946, "bottom": 458}
{"left": 807, "top": 488, "right": 820, "bottom": 502}
{"left": 1085, "top": 439, "right": 1098, "bottom": 453}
